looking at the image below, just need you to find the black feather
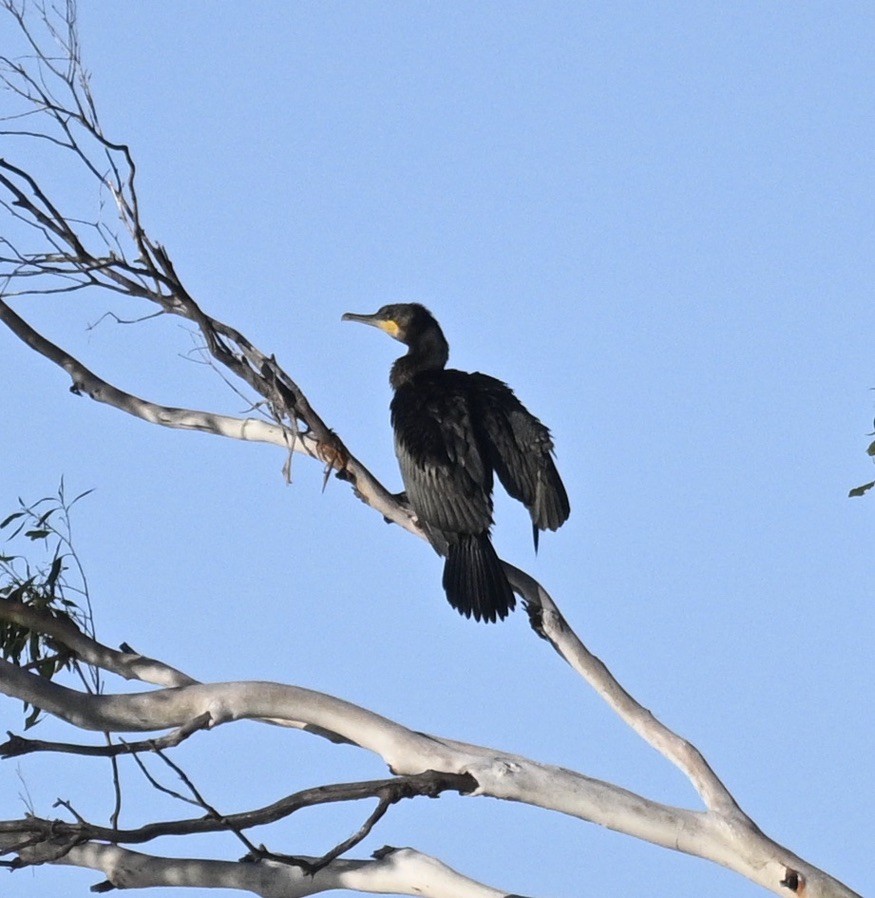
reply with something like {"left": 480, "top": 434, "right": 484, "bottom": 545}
{"left": 443, "top": 534, "right": 516, "bottom": 622}
{"left": 343, "top": 303, "right": 570, "bottom": 623}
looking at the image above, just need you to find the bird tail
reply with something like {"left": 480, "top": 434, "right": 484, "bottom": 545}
{"left": 442, "top": 534, "right": 516, "bottom": 623}
{"left": 532, "top": 462, "right": 571, "bottom": 553}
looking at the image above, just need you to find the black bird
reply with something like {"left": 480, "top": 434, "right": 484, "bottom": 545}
{"left": 342, "top": 303, "right": 570, "bottom": 623}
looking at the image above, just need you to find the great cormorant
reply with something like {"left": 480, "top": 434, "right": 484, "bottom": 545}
{"left": 342, "top": 303, "right": 569, "bottom": 623}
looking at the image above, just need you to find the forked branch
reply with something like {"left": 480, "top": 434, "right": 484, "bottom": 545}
{"left": 0, "top": 605, "right": 862, "bottom": 898}
{"left": 0, "top": 3, "right": 862, "bottom": 898}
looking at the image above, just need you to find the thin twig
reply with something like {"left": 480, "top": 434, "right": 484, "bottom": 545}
{"left": 151, "top": 747, "right": 261, "bottom": 856}
{"left": 0, "top": 714, "right": 212, "bottom": 760}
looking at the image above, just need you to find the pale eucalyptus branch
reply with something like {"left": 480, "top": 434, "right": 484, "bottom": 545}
{"left": 0, "top": 656, "right": 861, "bottom": 898}
{"left": 506, "top": 564, "right": 741, "bottom": 816}
{"left": 0, "top": 3, "right": 862, "bottom": 898}
{"left": 0, "top": 597, "right": 194, "bottom": 688}
{"left": 7, "top": 842, "right": 520, "bottom": 898}
{"left": 0, "top": 296, "right": 417, "bottom": 535}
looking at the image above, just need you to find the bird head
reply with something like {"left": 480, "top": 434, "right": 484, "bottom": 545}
{"left": 342, "top": 303, "right": 437, "bottom": 345}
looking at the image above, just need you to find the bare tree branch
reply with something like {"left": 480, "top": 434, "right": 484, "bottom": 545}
{"left": 0, "top": 296, "right": 417, "bottom": 536}
{"left": 0, "top": 653, "right": 860, "bottom": 898}
{"left": 0, "top": 771, "right": 474, "bottom": 855}
{"left": 9, "top": 841, "right": 522, "bottom": 898}
{"left": 0, "top": 3, "right": 863, "bottom": 898}
{"left": 0, "top": 713, "right": 212, "bottom": 759}
{"left": 0, "top": 597, "right": 195, "bottom": 688}
{"left": 508, "top": 564, "right": 741, "bottom": 816}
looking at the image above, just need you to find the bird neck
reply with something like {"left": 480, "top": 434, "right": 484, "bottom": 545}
{"left": 390, "top": 329, "right": 449, "bottom": 389}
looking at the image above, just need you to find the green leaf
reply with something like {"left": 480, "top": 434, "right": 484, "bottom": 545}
{"left": 70, "top": 487, "right": 96, "bottom": 506}
{"left": 0, "top": 512, "right": 25, "bottom": 530}
{"left": 37, "top": 508, "right": 57, "bottom": 527}
{"left": 46, "top": 555, "right": 65, "bottom": 590}
{"left": 849, "top": 480, "right": 875, "bottom": 498}
{"left": 4, "top": 520, "right": 28, "bottom": 541}
{"left": 24, "top": 529, "right": 51, "bottom": 541}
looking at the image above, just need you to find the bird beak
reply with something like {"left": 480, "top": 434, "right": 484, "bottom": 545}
{"left": 341, "top": 311, "right": 380, "bottom": 326}
{"left": 342, "top": 311, "right": 401, "bottom": 339}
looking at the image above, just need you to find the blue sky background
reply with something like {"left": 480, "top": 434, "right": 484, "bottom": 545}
{"left": 0, "top": 3, "right": 872, "bottom": 896}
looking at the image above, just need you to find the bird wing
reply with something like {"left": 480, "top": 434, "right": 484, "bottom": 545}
{"left": 469, "top": 373, "right": 570, "bottom": 542}
{"left": 391, "top": 382, "right": 494, "bottom": 543}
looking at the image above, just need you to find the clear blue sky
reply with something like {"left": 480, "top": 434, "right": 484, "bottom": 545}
{"left": 1, "top": 3, "right": 872, "bottom": 896}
